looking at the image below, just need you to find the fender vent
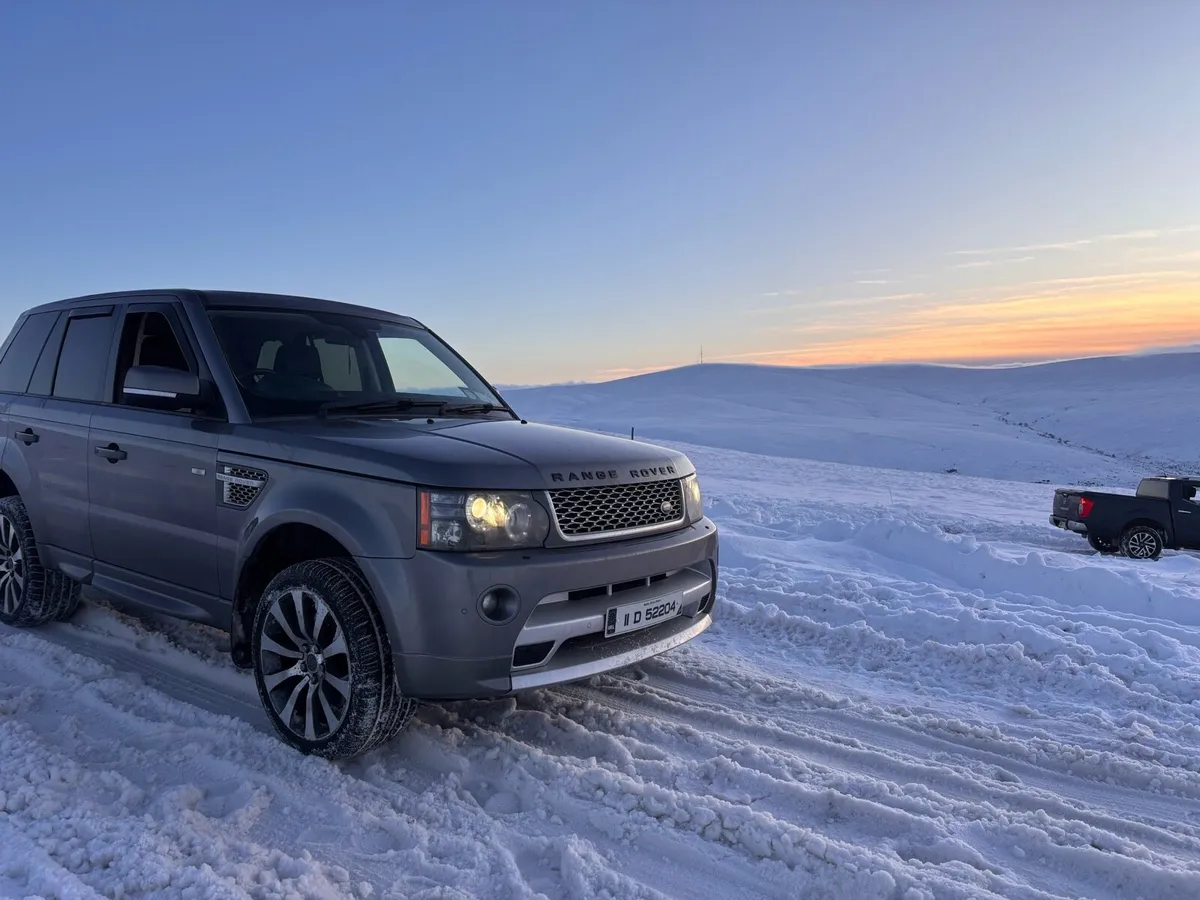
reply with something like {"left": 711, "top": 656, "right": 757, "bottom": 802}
{"left": 217, "top": 465, "right": 267, "bottom": 509}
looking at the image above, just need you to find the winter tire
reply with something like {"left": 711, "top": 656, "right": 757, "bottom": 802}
{"left": 1120, "top": 525, "right": 1163, "bottom": 561}
{"left": 0, "top": 495, "right": 81, "bottom": 628}
{"left": 252, "top": 558, "right": 415, "bottom": 759}
{"left": 1087, "top": 534, "right": 1119, "bottom": 554}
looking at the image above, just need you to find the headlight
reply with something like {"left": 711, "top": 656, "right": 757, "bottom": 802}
{"left": 418, "top": 489, "right": 550, "bottom": 551}
{"left": 682, "top": 474, "right": 703, "bottom": 523}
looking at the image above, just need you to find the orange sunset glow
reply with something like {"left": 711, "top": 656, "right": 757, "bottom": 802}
{"left": 725, "top": 274, "right": 1200, "bottom": 370}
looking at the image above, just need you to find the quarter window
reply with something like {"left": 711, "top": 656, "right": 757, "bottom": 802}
{"left": 0, "top": 312, "right": 58, "bottom": 394}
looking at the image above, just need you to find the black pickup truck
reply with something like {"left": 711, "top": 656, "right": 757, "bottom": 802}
{"left": 1050, "top": 476, "right": 1200, "bottom": 560}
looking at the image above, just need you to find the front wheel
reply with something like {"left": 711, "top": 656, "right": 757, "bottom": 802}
{"left": 251, "top": 558, "right": 415, "bottom": 759}
{"left": 1087, "top": 534, "right": 1119, "bottom": 554}
{"left": 1120, "top": 525, "right": 1163, "bottom": 561}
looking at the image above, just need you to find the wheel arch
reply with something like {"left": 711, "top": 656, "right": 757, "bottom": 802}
{"left": 0, "top": 442, "right": 35, "bottom": 500}
{"left": 229, "top": 519, "right": 359, "bottom": 667}
{"left": 0, "top": 451, "right": 44, "bottom": 536}
{"left": 1121, "top": 518, "right": 1170, "bottom": 538}
{"left": 0, "top": 468, "right": 18, "bottom": 499}
{"left": 223, "top": 468, "right": 416, "bottom": 666}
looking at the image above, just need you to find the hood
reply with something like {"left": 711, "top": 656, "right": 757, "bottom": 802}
{"left": 219, "top": 416, "right": 692, "bottom": 490}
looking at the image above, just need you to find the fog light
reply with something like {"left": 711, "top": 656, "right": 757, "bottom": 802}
{"left": 477, "top": 586, "right": 519, "bottom": 624}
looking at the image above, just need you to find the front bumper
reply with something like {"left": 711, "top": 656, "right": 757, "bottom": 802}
{"left": 357, "top": 517, "right": 719, "bottom": 700}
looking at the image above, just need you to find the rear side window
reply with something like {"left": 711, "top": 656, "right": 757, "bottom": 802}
{"left": 52, "top": 314, "right": 117, "bottom": 402}
{"left": 1136, "top": 479, "right": 1170, "bottom": 500}
{"left": 0, "top": 312, "right": 58, "bottom": 394}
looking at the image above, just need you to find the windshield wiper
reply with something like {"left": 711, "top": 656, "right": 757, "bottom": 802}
{"left": 318, "top": 397, "right": 514, "bottom": 420}
{"left": 317, "top": 397, "right": 447, "bottom": 418}
{"left": 440, "top": 402, "right": 508, "bottom": 417}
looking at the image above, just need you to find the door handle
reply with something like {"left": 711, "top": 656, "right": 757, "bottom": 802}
{"left": 94, "top": 443, "right": 127, "bottom": 463}
{"left": 14, "top": 428, "right": 38, "bottom": 445}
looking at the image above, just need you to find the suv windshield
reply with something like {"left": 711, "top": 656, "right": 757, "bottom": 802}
{"left": 207, "top": 307, "right": 506, "bottom": 419}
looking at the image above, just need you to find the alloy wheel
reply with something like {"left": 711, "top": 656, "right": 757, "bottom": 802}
{"left": 258, "top": 588, "right": 352, "bottom": 741}
{"left": 1127, "top": 531, "right": 1158, "bottom": 559}
{"left": 0, "top": 514, "right": 26, "bottom": 615}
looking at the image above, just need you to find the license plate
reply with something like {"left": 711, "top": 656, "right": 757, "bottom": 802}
{"left": 605, "top": 591, "right": 683, "bottom": 637}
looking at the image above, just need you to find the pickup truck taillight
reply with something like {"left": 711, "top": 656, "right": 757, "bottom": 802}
{"left": 1078, "top": 497, "right": 1094, "bottom": 518}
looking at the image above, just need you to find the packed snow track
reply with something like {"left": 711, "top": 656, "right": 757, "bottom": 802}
{"left": 2, "top": 443, "right": 1199, "bottom": 899}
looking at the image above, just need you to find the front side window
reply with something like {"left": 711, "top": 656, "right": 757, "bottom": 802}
{"left": 206, "top": 308, "right": 503, "bottom": 419}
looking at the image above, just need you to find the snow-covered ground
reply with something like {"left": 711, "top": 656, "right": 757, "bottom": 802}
{"left": 3, "top": 359, "right": 1199, "bottom": 899}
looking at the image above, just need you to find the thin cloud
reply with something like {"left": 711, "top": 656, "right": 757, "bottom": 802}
{"left": 849, "top": 292, "right": 927, "bottom": 303}
{"left": 855, "top": 279, "right": 892, "bottom": 285}
{"left": 951, "top": 255, "right": 1036, "bottom": 270}
{"left": 751, "top": 291, "right": 930, "bottom": 316}
{"left": 997, "top": 269, "right": 1200, "bottom": 291}
{"left": 951, "top": 225, "right": 1200, "bottom": 258}
{"left": 1124, "top": 249, "right": 1200, "bottom": 264}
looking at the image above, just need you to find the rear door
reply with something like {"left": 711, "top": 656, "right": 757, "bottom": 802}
{"left": 87, "top": 301, "right": 222, "bottom": 600}
{"left": 1172, "top": 481, "right": 1200, "bottom": 548}
{"left": 0, "top": 310, "right": 64, "bottom": 540}
{"left": 16, "top": 306, "right": 119, "bottom": 570}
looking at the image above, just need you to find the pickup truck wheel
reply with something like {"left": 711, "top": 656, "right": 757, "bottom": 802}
{"left": 252, "top": 559, "right": 415, "bottom": 759}
{"left": 1087, "top": 535, "right": 1119, "bottom": 554}
{"left": 0, "top": 496, "right": 81, "bottom": 628}
{"left": 1120, "top": 525, "right": 1164, "bottom": 561}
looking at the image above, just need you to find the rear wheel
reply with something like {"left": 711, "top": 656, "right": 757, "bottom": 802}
{"left": 0, "top": 496, "right": 81, "bottom": 627}
{"left": 1120, "top": 525, "right": 1163, "bottom": 561}
{"left": 251, "top": 558, "right": 415, "bottom": 759}
{"left": 1087, "top": 534, "right": 1119, "bottom": 554}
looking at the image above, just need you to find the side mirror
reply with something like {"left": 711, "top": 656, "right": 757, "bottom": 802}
{"left": 122, "top": 365, "right": 204, "bottom": 410}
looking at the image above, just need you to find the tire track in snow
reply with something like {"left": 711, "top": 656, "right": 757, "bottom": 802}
{"left": 5, "top": 445, "right": 1200, "bottom": 898}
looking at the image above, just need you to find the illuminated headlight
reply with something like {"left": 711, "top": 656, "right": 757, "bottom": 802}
{"left": 418, "top": 489, "right": 550, "bottom": 551}
{"left": 682, "top": 474, "right": 703, "bottom": 523}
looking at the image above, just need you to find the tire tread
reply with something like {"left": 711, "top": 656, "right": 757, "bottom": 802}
{"left": 251, "top": 557, "right": 414, "bottom": 759}
{"left": 0, "top": 496, "right": 82, "bottom": 628}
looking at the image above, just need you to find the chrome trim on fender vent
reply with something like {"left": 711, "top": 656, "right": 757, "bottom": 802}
{"left": 217, "top": 464, "right": 267, "bottom": 509}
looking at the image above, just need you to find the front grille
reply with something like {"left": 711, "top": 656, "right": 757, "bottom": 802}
{"left": 549, "top": 479, "right": 684, "bottom": 538}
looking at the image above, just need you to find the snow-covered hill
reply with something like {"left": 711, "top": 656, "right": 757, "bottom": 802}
{"left": 2, "top": 358, "right": 1199, "bottom": 899}
{"left": 508, "top": 354, "right": 1198, "bottom": 485}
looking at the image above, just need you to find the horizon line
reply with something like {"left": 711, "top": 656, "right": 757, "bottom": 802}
{"left": 499, "top": 344, "right": 1200, "bottom": 390}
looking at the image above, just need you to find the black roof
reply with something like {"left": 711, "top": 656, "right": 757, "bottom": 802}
{"left": 22, "top": 288, "right": 424, "bottom": 328}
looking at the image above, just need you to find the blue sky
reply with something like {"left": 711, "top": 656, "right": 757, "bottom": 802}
{"left": 2, "top": 2, "right": 1198, "bottom": 384}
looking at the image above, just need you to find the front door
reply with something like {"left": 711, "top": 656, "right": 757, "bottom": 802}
{"left": 87, "top": 302, "right": 222, "bottom": 599}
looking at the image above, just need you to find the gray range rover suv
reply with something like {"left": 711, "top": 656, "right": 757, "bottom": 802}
{"left": 0, "top": 290, "right": 718, "bottom": 758}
